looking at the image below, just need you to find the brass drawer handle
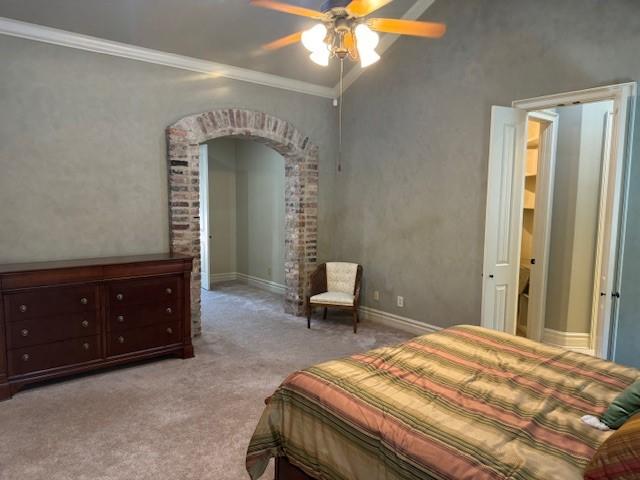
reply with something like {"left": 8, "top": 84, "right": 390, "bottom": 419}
{"left": 19, "top": 304, "right": 27, "bottom": 313}
{"left": 166, "top": 287, "right": 173, "bottom": 295}
{"left": 117, "top": 315, "right": 125, "bottom": 323}
{"left": 166, "top": 307, "right": 173, "bottom": 315}
{"left": 81, "top": 320, "right": 89, "bottom": 328}
{"left": 80, "top": 297, "right": 88, "bottom": 305}
{"left": 21, "top": 329, "right": 29, "bottom": 337}
{"left": 117, "top": 336, "right": 125, "bottom": 344}
{"left": 116, "top": 293, "right": 124, "bottom": 301}
{"left": 166, "top": 327, "right": 173, "bottom": 334}
{"left": 82, "top": 342, "right": 90, "bottom": 350}
{"left": 22, "top": 353, "right": 30, "bottom": 361}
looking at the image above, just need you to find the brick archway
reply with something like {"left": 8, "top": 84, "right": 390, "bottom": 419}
{"left": 167, "top": 109, "right": 318, "bottom": 335}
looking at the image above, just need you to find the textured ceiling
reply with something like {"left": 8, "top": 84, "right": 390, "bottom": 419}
{"left": 0, "top": 0, "right": 418, "bottom": 86}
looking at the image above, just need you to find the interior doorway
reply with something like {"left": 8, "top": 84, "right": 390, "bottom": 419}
{"left": 481, "top": 83, "right": 636, "bottom": 359}
{"left": 515, "top": 112, "right": 557, "bottom": 340}
{"left": 199, "top": 138, "right": 286, "bottom": 296}
{"left": 166, "top": 108, "right": 319, "bottom": 336}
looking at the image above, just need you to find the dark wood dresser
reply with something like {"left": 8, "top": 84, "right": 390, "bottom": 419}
{"left": 0, "top": 254, "right": 194, "bottom": 400}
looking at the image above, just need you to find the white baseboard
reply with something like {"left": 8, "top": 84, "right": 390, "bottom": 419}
{"left": 542, "top": 328, "right": 594, "bottom": 355}
{"left": 236, "top": 273, "right": 286, "bottom": 295}
{"left": 210, "top": 272, "right": 286, "bottom": 295}
{"left": 358, "top": 305, "right": 441, "bottom": 336}
{"left": 210, "top": 272, "right": 238, "bottom": 283}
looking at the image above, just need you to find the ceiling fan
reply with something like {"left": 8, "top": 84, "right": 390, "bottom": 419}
{"left": 251, "top": 0, "right": 446, "bottom": 68}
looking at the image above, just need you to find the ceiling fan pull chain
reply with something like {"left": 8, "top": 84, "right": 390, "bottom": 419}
{"left": 338, "top": 57, "right": 344, "bottom": 173}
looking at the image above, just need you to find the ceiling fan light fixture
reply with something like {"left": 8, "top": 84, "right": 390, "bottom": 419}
{"left": 354, "top": 23, "right": 380, "bottom": 68}
{"left": 309, "top": 46, "right": 330, "bottom": 66}
{"left": 358, "top": 48, "right": 380, "bottom": 68}
{"left": 354, "top": 23, "right": 379, "bottom": 50}
{"left": 301, "top": 23, "right": 328, "bottom": 52}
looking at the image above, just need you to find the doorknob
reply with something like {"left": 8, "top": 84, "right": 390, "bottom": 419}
{"left": 530, "top": 258, "right": 536, "bottom": 265}
{"left": 488, "top": 274, "right": 494, "bottom": 279}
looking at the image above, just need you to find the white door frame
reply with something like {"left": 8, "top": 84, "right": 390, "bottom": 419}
{"left": 525, "top": 110, "right": 558, "bottom": 343}
{"left": 512, "top": 82, "right": 637, "bottom": 359}
{"left": 199, "top": 143, "right": 211, "bottom": 291}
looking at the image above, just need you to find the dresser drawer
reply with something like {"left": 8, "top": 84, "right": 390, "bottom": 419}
{"left": 108, "top": 276, "right": 179, "bottom": 307}
{"left": 107, "top": 321, "right": 182, "bottom": 357}
{"left": 8, "top": 336, "right": 102, "bottom": 376}
{"left": 108, "top": 301, "right": 179, "bottom": 332}
{"left": 7, "top": 312, "right": 100, "bottom": 349}
{"left": 5, "top": 285, "right": 97, "bottom": 321}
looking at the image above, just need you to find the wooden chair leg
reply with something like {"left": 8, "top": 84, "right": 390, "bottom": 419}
{"left": 323, "top": 307, "right": 328, "bottom": 319}
{"left": 306, "top": 304, "right": 312, "bottom": 329}
{"left": 352, "top": 309, "right": 358, "bottom": 333}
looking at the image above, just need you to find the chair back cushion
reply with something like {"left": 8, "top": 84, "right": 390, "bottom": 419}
{"left": 326, "top": 262, "right": 358, "bottom": 294}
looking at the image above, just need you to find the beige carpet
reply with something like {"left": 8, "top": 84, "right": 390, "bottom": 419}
{"left": 0, "top": 283, "right": 412, "bottom": 480}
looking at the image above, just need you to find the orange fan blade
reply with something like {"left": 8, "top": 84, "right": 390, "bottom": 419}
{"left": 368, "top": 18, "right": 446, "bottom": 38}
{"left": 346, "top": 0, "right": 393, "bottom": 17}
{"left": 262, "top": 31, "right": 303, "bottom": 51}
{"left": 250, "top": 0, "right": 326, "bottom": 19}
{"left": 344, "top": 32, "right": 358, "bottom": 59}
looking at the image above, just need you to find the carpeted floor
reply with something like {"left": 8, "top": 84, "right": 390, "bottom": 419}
{"left": 0, "top": 283, "right": 412, "bottom": 480}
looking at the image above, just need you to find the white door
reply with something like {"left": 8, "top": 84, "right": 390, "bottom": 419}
{"left": 591, "top": 110, "right": 616, "bottom": 357}
{"left": 481, "top": 106, "right": 528, "bottom": 334}
{"left": 199, "top": 144, "right": 211, "bottom": 291}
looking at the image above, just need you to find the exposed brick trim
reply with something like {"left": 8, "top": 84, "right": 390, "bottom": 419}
{"left": 167, "top": 109, "right": 319, "bottom": 335}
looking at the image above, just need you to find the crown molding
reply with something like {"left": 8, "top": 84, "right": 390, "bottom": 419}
{"left": 0, "top": 16, "right": 337, "bottom": 100}
{"left": 337, "top": 0, "right": 436, "bottom": 93}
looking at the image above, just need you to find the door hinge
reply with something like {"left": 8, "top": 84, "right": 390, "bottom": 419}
{"left": 612, "top": 292, "right": 620, "bottom": 299}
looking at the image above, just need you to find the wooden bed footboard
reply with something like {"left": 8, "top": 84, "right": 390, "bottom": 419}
{"left": 275, "top": 457, "right": 317, "bottom": 480}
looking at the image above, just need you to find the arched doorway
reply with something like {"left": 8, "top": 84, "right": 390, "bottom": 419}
{"left": 167, "top": 109, "right": 319, "bottom": 335}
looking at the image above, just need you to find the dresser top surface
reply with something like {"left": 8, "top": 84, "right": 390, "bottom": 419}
{"left": 0, "top": 253, "right": 193, "bottom": 275}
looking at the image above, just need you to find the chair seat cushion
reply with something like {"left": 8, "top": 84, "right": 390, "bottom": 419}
{"left": 310, "top": 291, "right": 354, "bottom": 306}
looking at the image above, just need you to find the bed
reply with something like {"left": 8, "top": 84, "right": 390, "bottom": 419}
{"left": 246, "top": 325, "right": 640, "bottom": 480}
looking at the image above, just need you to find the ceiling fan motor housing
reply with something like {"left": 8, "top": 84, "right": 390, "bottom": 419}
{"left": 320, "top": 0, "right": 351, "bottom": 13}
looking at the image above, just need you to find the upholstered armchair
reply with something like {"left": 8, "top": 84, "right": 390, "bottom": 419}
{"left": 306, "top": 262, "right": 363, "bottom": 333}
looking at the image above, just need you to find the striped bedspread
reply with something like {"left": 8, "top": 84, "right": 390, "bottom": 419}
{"left": 246, "top": 325, "right": 640, "bottom": 480}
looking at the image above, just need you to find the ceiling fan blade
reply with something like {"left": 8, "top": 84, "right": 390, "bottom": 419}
{"left": 250, "top": 0, "right": 326, "bottom": 19}
{"left": 368, "top": 18, "right": 446, "bottom": 38}
{"left": 346, "top": 0, "right": 393, "bottom": 17}
{"left": 262, "top": 31, "right": 303, "bottom": 51}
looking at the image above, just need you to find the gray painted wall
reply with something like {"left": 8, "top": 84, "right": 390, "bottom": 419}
{"left": 235, "top": 140, "right": 286, "bottom": 285}
{"left": 336, "top": 0, "right": 640, "bottom": 364}
{"left": 207, "top": 138, "right": 237, "bottom": 276}
{"left": 614, "top": 100, "right": 640, "bottom": 367}
{"left": 0, "top": 35, "right": 337, "bottom": 265}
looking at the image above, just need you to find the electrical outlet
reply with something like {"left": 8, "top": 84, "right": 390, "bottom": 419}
{"left": 397, "top": 296, "right": 404, "bottom": 308}
{"left": 373, "top": 290, "right": 380, "bottom": 301}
